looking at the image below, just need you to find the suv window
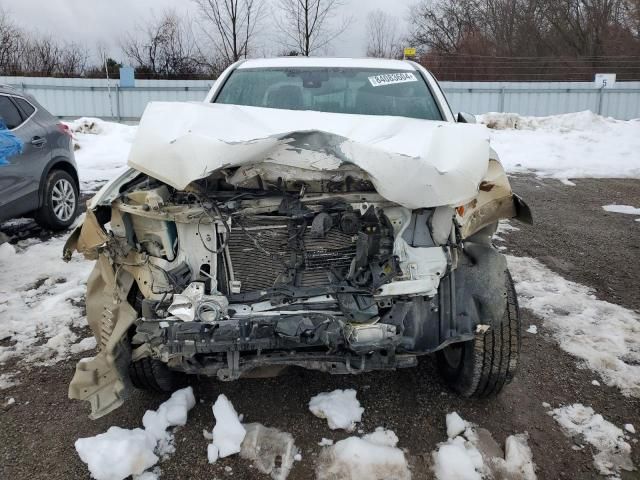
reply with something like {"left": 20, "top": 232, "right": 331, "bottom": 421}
{"left": 0, "top": 95, "right": 24, "bottom": 129}
{"left": 215, "top": 67, "right": 443, "bottom": 120}
{"left": 14, "top": 97, "right": 35, "bottom": 119}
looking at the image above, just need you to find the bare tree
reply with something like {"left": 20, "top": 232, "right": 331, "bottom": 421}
{"left": 21, "top": 35, "right": 62, "bottom": 75}
{"left": 0, "top": 8, "right": 24, "bottom": 74}
{"left": 275, "top": 0, "right": 351, "bottom": 56}
{"left": 365, "top": 9, "right": 400, "bottom": 58}
{"left": 121, "top": 10, "right": 205, "bottom": 77}
{"left": 58, "top": 42, "right": 89, "bottom": 76}
{"left": 193, "top": 0, "right": 265, "bottom": 65}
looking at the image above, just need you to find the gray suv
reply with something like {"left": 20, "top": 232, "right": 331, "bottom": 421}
{"left": 0, "top": 85, "right": 79, "bottom": 231}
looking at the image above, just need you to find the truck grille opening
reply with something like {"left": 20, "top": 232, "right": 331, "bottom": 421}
{"left": 226, "top": 217, "right": 356, "bottom": 292}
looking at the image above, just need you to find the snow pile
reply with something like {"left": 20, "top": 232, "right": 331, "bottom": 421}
{"left": 433, "top": 412, "right": 537, "bottom": 480}
{"left": 308, "top": 389, "right": 364, "bottom": 431}
{"left": 478, "top": 111, "right": 640, "bottom": 181}
{"left": 316, "top": 427, "right": 411, "bottom": 480}
{"left": 75, "top": 387, "right": 196, "bottom": 480}
{"left": 507, "top": 255, "right": 640, "bottom": 397}
{"left": 207, "top": 393, "right": 246, "bottom": 463}
{"left": 0, "top": 236, "right": 94, "bottom": 365}
{"left": 551, "top": 403, "right": 635, "bottom": 476}
{"left": 526, "top": 325, "right": 538, "bottom": 334}
{"left": 76, "top": 427, "right": 158, "bottom": 480}
{"left": 64, "top": 117, "right": 136, "bottom": 191}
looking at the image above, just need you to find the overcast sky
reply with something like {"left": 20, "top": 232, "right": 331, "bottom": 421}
{"left": 2, "top": 0, "right": 416, "bottom": 62}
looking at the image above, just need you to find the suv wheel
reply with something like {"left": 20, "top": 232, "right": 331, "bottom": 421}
{"left": 129, "top": 357, "right": 186, "bottom": 393}
{"left": 436, "top": 271, "right": 521, "bottom": 397}
{"left": 35, "top": 169, "right": 79, "bottom": 231}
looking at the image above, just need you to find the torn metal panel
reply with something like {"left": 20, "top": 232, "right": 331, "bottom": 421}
{"left": 127, "top": 102, "right": 491, "bottom": 209}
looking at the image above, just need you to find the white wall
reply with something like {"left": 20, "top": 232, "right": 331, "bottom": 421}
{"left": 2, "top": 76, "right": 639, "bottom": 120}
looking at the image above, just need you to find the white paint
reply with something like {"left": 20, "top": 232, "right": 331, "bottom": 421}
{"left": 127, "top": 101, "right": 490, "bottom": 209}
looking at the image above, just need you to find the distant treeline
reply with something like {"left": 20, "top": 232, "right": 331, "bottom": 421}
{"left": 2, "top": 0, "right": 640, "bottom": 81}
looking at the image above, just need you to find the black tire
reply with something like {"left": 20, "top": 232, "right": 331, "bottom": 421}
{"left": 436, "top": 271, "right": 521, "bottom": 397}
{"left": 35, "top": 169, "right": 79, "bottom": 231}
{"left": 128, "top": 357, "right": 186, "bottom": 393}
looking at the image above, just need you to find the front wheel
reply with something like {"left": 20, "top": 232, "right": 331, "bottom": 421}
{"left": 35, "top": 169, "right": 79, "bottom": 231}
{"left": 436, "top": 271, "right": 521, "bottom": 397}
{"left": 129, "top": 357, "right": 186, "bottom": 393}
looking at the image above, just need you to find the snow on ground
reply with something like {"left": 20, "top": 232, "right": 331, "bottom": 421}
{"left": 75, "top": 387, "right": 195, "bottom": 480}
{"left": 308, "top": 388, "right": 364, "bottom": 432}
{"left": 65, "top": 117, "right": 136, "bottom": 192}
{"left": 432, "top": 412, "right": 537, "bottom": 480}
{"left": 478, "top": 111, "right": 640, "bottom": 182}
{"left": 0, "top": 372, "right": 19, "bottom": 390}
{"left": 602, "top": 204, "right": 640, "bottom": 215}
{"left": 0, "top": 236, "right": 95, "bottom": 365}
{"left": 507, "top": 254, "right": 640, "bottom": 398}
{"left": 550, "top": 403, "right": 635, "bottom": 476}
{"left": 602, "top": 204, "right": 640, "bottom": 222}
{"left": 316, "top": 427, "right": 411, "bottom": 480}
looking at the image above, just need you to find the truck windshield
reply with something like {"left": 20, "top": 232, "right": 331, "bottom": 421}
{"left": 214, "top": 67, "right": 443, "bottom": 120}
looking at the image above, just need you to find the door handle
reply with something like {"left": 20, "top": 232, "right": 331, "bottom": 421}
{"left": 31, "top": 136, "right": 47, "bottom": 147}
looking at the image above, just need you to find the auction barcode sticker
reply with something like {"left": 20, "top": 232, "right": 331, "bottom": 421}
{"left": 368, "top": 72, "right": 418, "bottom": 87}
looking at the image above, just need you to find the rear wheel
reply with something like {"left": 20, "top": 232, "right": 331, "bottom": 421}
{"left": 436, "top": 271, "right": 521, "bottom": 397}
{"left": 128, "top": 357, "right": 186, "bottom": 393}
{"left": 35, "top": 169, "right": 78, "bottom": 230}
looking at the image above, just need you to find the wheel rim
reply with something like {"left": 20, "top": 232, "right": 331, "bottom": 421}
{"left": 51, "top": 178, "right": 76, "bottom": 222}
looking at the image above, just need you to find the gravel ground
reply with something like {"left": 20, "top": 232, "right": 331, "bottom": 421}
{"left": 1, "top": 175, "right": 639, "bottom": 480}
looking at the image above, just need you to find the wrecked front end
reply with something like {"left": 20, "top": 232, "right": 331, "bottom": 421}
{"left": 65, "top": 103, "right": 530, "bottom": 418}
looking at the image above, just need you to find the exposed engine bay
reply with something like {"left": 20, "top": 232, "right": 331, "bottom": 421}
{"left": 96, "top": 168, "right": 467, "bottom": 381}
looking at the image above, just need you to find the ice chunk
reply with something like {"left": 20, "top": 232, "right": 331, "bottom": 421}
{"left": 493, "top": 433, "right": 537, "bottom": 480}
{"left": 143, "top": 387, "right": 196, "bottom": 456}
{"left": 526, "top": 325, "right": 538, "bottom": 334}
{"left": 318, "top": 438, "right": 334, "bottom": 446}
{"left": 625, "top": 424, "right": 635, "bottom": 434}
{"left": 75, "top": 427, "right": 158, "bottom": 480}
{"left": 316, "top": 428, "right": 410, "bottom": 480}
{"left": 209, "top": 394, "right": 246, "bottom": 460}
{"left": 308, "top": 389, "right": 364, "bottom": 431}
{"left": 433, "top": 438, "right": 484, "bottom": 480}
{"left": 432, "top": 413, "right": 537, "bottom": 480}
{"left": 207, "top": 444, "right": 219, "bottom": 464}
{"left": 446, "top": 412, "right": 467, "bottom": 439}
{"left": 240, "top": 423, "right": 299, "bottom": 480}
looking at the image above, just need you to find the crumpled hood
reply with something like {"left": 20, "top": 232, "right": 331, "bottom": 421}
{"left": 127, "top": 102, "right": 491, "bottom": 209}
